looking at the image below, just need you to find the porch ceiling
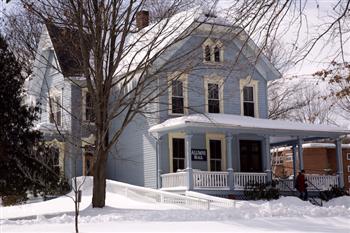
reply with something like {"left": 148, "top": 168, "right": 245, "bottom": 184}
{"left": 149, "top": 114, "right": 350, "bottom": 138}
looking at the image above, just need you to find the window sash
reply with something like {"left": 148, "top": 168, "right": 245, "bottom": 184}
{"left": 171, "top": 80, "right": 184, "bottom": 114}
{"left": 243, "top": 86, "right": 254, "bottom": 102}
{"left": 204, "top": 45, "right": 211, "bottom": 62}
{"left": 207, "top": 83, "right": 220, "bottom": 113}
{"left": 172, "top": 138, "right": 185, "bottom": 172}
{"left": 214, "top": 46, "right": 220, "bottom": 62}
{"left": 49, "top": 96, "right": 61, "bottom": 126}
{"left": 85, "top": 92, "right": 95, "bottom": 122}
{"left": 243, "top": 102, "right": 255, "bottom": 117}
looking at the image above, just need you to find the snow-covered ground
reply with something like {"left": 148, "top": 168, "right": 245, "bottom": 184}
{"left": 1, "top": 178, "right": 350, "bottom": 233}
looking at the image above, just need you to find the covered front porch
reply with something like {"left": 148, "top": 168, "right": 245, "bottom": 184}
{"left": 149, "top": 114, "right": 348, "bottom": 194}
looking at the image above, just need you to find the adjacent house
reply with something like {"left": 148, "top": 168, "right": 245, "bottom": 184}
{"left": 27, "top": 9, "right": 349, "bottom": 197}
{"left": 272, "top": 143, "right": 350, "bottom": 193}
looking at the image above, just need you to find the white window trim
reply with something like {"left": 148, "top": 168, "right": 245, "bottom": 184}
{"left": 204, "top": 76, "right": 224, "bottom": 113}
{"left": 206, "top": 133, "right": 226, "bottom": 171}
{"left": 82, "top": 88, "right": 95, "bottom": 123}
{"left": 202, "top": 39, "right": 224, "bottom": 63}
{"left": 168, "top": 132, "right": 186, "bottom": 173}
{"left": 47, "top": 88, "right": 62, "bottom": 126}
{"left": 240, "top": 77, "right": 259, "bottom": 118}
{"left": 347, "top": 153, "right": 350, "bottom": 160}
{"left": 168, "top": 73, "right": 188, "bottom": 116}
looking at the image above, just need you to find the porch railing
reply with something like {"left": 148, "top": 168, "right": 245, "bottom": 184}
{"left": 233, "top": 172, "right": 267, "bottom": 190}
{"left": 305, "top": 174, "right": 338, "bottom": 191}
{"left": 193, "top": 171, "right": 229, "bottom": 189}
{"left": 161, "top": 171, "right": 187, "bottom": 189}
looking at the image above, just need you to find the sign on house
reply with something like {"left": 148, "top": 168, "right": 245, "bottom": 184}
{"left": 191, "top": 149, "right": 207, "bottom": 161}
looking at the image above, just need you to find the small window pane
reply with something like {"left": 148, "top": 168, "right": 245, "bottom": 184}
{"left": 172, "top": 138, "right": 185, "bottom": 172}
{"left": 244, "top": 102, "right": 255, "bottom": 117}
{"left": 208, "top": 83, "right": 219, "bottom": 99}
{"left": 210, "top": 140, "right": 222, "bottom": 159}
{"left": 243, "top": 86, "right": 254, "bottom": 101}
{"left": 214, "top": 46, "right": 220, "bottom": 62}
{"left": 205, "top": 45, "right": 211, "bottom": 61}
{"left": 208, "top": 100, "right": 220, "bottom": 113}
{"left": 172, "top": 97, "right": 184, "bottom": 114}
{"left": 172, "top": 80, "right": 183, "bottom": 97}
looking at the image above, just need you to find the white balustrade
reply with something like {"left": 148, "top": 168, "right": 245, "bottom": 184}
{"left": 276, "top": 179, "right": 295, "bottom": 191}
{"left": 306, "top": 174, "right": 338, "bottom": 191}
{"left": 233, "top": 172, "right": 267, "bottom": 190}
{"left": 161, "top": 172, "right": 187, "bottom": 188}
{"left": 193, "top": 171, "right": 229, "bottom": 189}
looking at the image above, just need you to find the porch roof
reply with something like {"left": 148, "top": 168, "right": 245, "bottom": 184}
{"left": 149, "top": 114, "right": 350, "bottom": 138}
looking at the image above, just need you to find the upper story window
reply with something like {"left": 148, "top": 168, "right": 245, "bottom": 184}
{"left": 202, "top": 39, "right": 224, "bottom": 63}
{"left": 83, "top": 89, "right": 95, "bottom": 122}
{"left": 205, "top": 76, "right": 224, "bottom": 113}
{"left": 347, "top": 153, "right": 350, "bottom": 160}
{"left": 240, "top": 78, "right": 259, "bottom": 118}
{"left": 169, "top": 73, "right": 188, "bottom": 115}
{"left": 243, "top": 86, "right": 254, "bottom": 117}
{"left": 48, "top": 92, "right": 62, "bottom": 126}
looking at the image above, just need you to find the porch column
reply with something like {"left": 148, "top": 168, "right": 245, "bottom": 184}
{"left": 335, "top": 138, "right": 344, "bottom": 188}
{"left": 155, "top": 136, "right": 162, "bottom": 189}
{"left": 226, "top": 133, "right": 233, "bottom": 190}
{"left": 264, "top": 136, "right": 272, "bottom": 183}
{"left": 185, "top": 133, "right": 193, "bottom": 190}
{"left": 298, "top": 138, "right": 304, "bottom": 171}
{"left": 292, "top": 145, "right": 297, "bottom": 186}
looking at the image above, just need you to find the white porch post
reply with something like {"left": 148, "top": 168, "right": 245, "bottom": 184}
{"left": 298, "top": 138, "right": 304, "bottom": 171}
{"left": 265, "top": 136, "right": 272, "bottom": 183}
{"left": 185, "top": 133, "right": 193, "bottom": 190}
{"left": 335, "top": 138, "right": 344, "bottom": 188}
{"left": 156, "top": 136, "right": 162, "bottom": 189}
{"left": 226, "top": 133, "right": 233, "bottom": 190}
{"left": 292, "top": 145, "right": 297, "bottom": 186}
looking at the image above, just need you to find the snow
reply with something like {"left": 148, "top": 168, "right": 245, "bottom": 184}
{"left": 149, "top": 113, "right": 350, "bottom": 135}
{"left": 1, "top": 177, "right": 350, "bottom": 232}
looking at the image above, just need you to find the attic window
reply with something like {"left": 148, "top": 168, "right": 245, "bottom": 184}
{"left": 205, "top": 46, "right": 211, "bottom": 62}
{"left": 214, "top": 46, "right": 220, "bottom": 62}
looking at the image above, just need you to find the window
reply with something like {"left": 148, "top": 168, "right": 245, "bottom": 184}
{"left": 348, "top": 176, "right": 350, "bottom": 183}
{"left": 240, "top": 78, "right": 259, "bottom": 118}
{"left": 348, "top": 165, "right": 350, "bottom": 173}
{"left": 205, "top": 77, "right": 223, "bottom": 113}
{"left": 243, "top": 86, "right": 254, "bottom": 117}
{"left": 83, "top": 91, "right": 95, "bottom": 122}
{"left": 209, "top": 140, "right": 222, "bottom": 171}
{"left": 208, "top": 83, "right": 220, "bottom": 113}
{"left": 214, "top": 46, "right": 220, "bottom": 62}
{"left": 347, "top": 153, "right": 350, "bottom": 160}
{"left": 171, "top": 80, "right": 184, "bottom": 114}
{"left": 172, "top": 138, "right": 185, "bottom": 172}
{"left": 49, "top": 94, "right": 61, "bottom": 126}
{"left": 169, "top": 74, "right": 187, "bottom": 115}
{"left": 202, "top": 39, "right": 223, "bottom": 63}
{"left": 204, "top": 45, "right": 211, "bottom": 62}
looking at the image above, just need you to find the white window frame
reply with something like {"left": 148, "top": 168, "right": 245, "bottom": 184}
{"left": 168, "top": 73, "right": 188, "bottom": 115}
{"left": 347, "top": 153, "right": 350, "bottom": 160}
{"left": 168, "top": 132, "right": 186, "bottom": 173}
{"left": 82, "top": 88, "right": 95, "bottom": 123}
{"left": 48, "top": 89, "right": 62, "bottom": 126}
{"left": 240, "top": 77, "right": 259, "bottom": 118}
{"left": 202, "top": 39, "right": 224, "bottom": 63}
{"left": 204, "top": 76, "right": 224, "bottom": 113}
{"left": 206, "top": 133, "right": 226, "bottom": 171}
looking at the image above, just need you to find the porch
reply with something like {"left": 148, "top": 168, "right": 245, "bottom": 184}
{"left": 149, "top": 114, "right": 348, "bottom": 194}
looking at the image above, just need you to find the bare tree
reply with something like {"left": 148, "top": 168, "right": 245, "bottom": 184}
{"left": 8, "top": 0, "right": 349, "bottom": 209}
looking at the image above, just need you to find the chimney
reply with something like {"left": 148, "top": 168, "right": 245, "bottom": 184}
{"left": 136, "top": 10, "right": 149, "bottom": 30}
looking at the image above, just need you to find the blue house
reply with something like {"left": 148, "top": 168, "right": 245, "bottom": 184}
{"left": 27, "top": 10, "right": 348, "bottom": 196}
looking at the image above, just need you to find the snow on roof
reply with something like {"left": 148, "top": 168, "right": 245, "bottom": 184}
{"left": 149, "top": 113, "right": 350, "bottom": 136}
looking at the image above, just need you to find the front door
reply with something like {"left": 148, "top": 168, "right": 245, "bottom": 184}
{"left": 240, "top": 140, "right": 262, "bottom": 172}
{"left": 209, "top": 139, "right": 222, "bottom": 171}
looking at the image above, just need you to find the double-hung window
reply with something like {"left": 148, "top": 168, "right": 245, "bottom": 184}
{"left": 169, "top": 74, "right": 187, "bottom": 115}
{"left": 208, "top": 83, "right": 220, "bottom": 113}
{"left": 84, "top": 91, "right": 95, "bottom": 122}
{"left": 205, "top": 77, "right": 223, "bottom": 113}
{"left": 240, "top": 78, "right": 258, "bottom": 118}
{"left": 243, "top": 86, "right": 255, "bottom": 117}
{"left": 49, "top": 94, "right": 62, "bottom": 126}
{"left": 171, "top": 80, "right": 184, "bottom": 114}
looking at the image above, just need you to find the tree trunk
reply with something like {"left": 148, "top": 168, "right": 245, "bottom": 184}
{"left": 92, "top": 150, "right": 107, "bottom": 208}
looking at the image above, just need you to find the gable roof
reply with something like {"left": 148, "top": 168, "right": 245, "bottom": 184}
{"left": 46, "top": 24, "right": 86, "bottom": 77}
